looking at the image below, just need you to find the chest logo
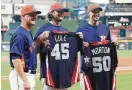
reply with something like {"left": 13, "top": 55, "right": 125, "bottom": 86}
{"left": 29, "top": 42, "right": 36, "bottom": 53}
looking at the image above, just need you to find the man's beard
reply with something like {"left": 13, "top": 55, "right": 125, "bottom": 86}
{"left": 31, "top": 21, "right": 36, "bottom": 25}
{"left": 53, "top": 16, "right": 63, "bottom": 22}
{"left": 93, "top": 14, "right": 100, "bottom": 21}
{"left": 93, "top": 17, "right": 99, "bottom": 21}
{"left": 27, "top": 21, "right": 35, "bottom": 27}
{"left": 56, "top": 18, "right": 62, "bottom": 22}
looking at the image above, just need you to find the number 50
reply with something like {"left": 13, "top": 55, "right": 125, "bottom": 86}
{"left": 92, "top": 56, "right": 111, "bottom": 73}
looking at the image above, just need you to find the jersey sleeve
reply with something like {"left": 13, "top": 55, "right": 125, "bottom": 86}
{"left": 34, "top": 25, "right": 46, "bottom": 41}
{"left": 40, "top": 52, "right": 47, "bottom": 78}
{"left": 76, "top": 26, "right": 88, "bottom": 42}
{"left": 10, "top": 35, "right": 25, "bottom": 59}
{"left": 34, "top": 25, "right": 49, "bottom": 53}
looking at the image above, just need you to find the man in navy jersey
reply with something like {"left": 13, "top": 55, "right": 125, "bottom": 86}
{"left": 76, "top": 3, "right": 118, "bottom": 90}
{"left": 34, "top": 3, "right": 82, "bottom": 90}
{"left": 9, "top": 5, "right": 41, "bottom": 90}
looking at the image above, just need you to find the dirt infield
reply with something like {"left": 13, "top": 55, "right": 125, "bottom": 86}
{"left": 1, "top": 56, "right": 9, "bottom": 61}
{"left": 116, "top": 57, "right": 132, "bottom": 73}
{"left": 118, "top": 57, "right": 132, "bottom": 67}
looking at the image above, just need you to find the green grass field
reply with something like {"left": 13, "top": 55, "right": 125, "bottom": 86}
{"left": 2, "top": 50, "right": 132, "bottom": 57}
{"left": 1, "top": 73, "right": 132, "bottom": 90}
{"left": 1, "top": 50, "right": 132, "bottom": 90}
{"left": 117, "top": 50, "right": 132, "bottom": 57}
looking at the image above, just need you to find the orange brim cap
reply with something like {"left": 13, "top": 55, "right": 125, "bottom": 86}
{"left": 50, "top": 3, "right": 69, "bottom": 12}
{"left": 21, "top": 5, "right": 41, "bottom": 16}
{"left": 88, "top": 4, "right": 102, "bottom": 13}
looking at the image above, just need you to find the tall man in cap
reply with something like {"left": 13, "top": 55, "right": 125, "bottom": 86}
{"left": 34, "top": 2, "right": 83, "bottom": 90}
{"left": 9, "top": 5, "right": 41, "bottom": 90}
{"left": 76, "top": 3, "right": 118, "bottom": 90}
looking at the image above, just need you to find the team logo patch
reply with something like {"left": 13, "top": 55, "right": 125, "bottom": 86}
{"left": 100, "top": 34, "right": 106, "bottom": 41}
{"left": 42, "top": 40, "right": 50, "bottom": 47}
{"left": 29, "top": 42, "right": 36, "bottom": 53}
{"left": 84, "top": 56, "right": 90, "bottom": 63}
{"left": 29, "top": 47, "right": 33, "bottom": 53}
{"left": 84, "top": 56, "right": 92, "bottom": 68}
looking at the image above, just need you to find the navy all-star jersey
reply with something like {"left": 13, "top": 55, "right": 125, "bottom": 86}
{"left": 81, "top": 40, "right": 118, "bottom": 90}
{"left": 42, "top": 30, "right": 81, "bottom": 88}
{"left": 34, "top": 22, "right": 69, "bottom": 79}
{"left": 10, "top": 26, "right": 37, "bottom": 71}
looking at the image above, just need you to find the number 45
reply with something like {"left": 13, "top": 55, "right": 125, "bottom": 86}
{"left": 51, "top": 43, "right": 69, "bottom": 60}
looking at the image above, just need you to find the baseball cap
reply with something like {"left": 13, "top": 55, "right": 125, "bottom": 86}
{"left": 21, "top": 5, "right": 41, "bottom": 16}
{"left": 50, "top": 3, "right": 69, "bottom": 12}
{"left": 88, "top": 4, "right": 102, "bottom": 13}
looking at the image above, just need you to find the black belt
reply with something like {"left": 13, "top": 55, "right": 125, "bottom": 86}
{"left": 24, "top": 69, "right": 36, "bottom": 74}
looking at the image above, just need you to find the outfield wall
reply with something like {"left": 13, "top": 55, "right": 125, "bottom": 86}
{"left": 1, "top": 20, "right": 132, "bottom": 51}
{"left": 2, "top": 19, "right": 78, "bottom": 42}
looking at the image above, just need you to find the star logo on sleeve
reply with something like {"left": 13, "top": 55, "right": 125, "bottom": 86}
{"left": 83, "top": 56, "right": 92, "bottom": 68}
{"left": 84, "top": 56, "right": 90, "bottom": 63}
{"left": 100, "top": 34, "right": 106, "bottom": 41}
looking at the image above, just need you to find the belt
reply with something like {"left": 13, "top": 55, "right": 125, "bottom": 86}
{"left": 24, "top": 68, "right": 36, "bottom": 74}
